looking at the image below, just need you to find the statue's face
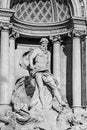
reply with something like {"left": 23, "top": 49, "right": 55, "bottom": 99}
{"left": 40, "top": 41, "right": 48, "bottom": 51}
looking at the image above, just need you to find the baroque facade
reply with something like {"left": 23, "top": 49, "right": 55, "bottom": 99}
{"left": 0, "top": 0, "right": 87, "bottom": 129}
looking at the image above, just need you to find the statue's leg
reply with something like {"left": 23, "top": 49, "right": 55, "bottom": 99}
{"left": 35, "top": 72, "right": 45, "bottom": 108}
{"left": 45, "top": 75, "right": 66, "bottom": 106}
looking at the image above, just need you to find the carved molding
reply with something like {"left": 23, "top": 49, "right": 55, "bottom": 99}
{"left": 13, "top": 26, "right": 73, "bottom": 37}
{"left": 12, "top": 17, "right": 73, "bottom": 37}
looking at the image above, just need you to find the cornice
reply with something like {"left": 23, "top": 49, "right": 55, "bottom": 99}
{"left": 13, "top": 24, "right": 73, "bottom": 37}
{"left": 12, "top": 17, "right": 73, "bottom": 36}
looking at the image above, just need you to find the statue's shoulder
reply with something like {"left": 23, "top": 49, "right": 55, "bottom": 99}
{"left": 34, "top": 47, "right": 40, "bottom": 51}
{"left": 33, "top": 47, "right": 42, "bottom": 54}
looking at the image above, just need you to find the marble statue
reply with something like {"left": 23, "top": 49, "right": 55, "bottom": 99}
{"left": 0, "top": 38, "right": 87, "bottom": 130}
{"left": 28, "top": 37, "right": 67, "bottom": 108}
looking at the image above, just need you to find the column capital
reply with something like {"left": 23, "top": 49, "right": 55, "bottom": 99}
{"left": 0, "top": 22, "right": 12, "bottom": 30}
{"left": 9, "top": 31, "right": 20, "bottom": 40}
{"left": 72, "top": 29, "right": 86, "bottom": 37}
{"left": 49, "top": 35, "right": 62, "bottom": 44}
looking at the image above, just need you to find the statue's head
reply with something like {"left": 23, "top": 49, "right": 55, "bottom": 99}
{"left": 40, "top": 38, "right": 49, "bottom": 51}
{"left": 40, "top": 38, "right": 49, "bottom": 45}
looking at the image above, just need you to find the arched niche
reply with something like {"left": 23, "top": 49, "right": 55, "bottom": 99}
{"left": 8, "top": 0, "right": 86, "bottom": 38}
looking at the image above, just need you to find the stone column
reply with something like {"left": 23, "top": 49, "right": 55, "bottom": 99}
{"left": 50, "top": 35, "right": 61, "bottom": 87}
{"left": 72, "top": 30, "right": 81, "bottom": 110}
{"left": 0, "top": 26, "right": 11, "bottom": 112}
{"left": 86, "top": 34, "right": 87, "bottom": 109}
{"left": 81, "top": 36, "right": 86, "bottom": 108}
{"left": 9, "top": 31, "right": 19, "bottom": 99}
{"left": 9, "top": 36, "right": 15, "bottom": 101}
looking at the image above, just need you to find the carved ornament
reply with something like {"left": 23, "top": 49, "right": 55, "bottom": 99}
{"left": 49, "top": 35, "right": 62, "bottom": 44}
{"left": 72, "top": 29, "right": 86, "bottom": 37}
{"left": 0, "top": 22, "right": 13, "bottom": 30}
{"left": 9, "top": 30, "right": 20, "bottom": 39}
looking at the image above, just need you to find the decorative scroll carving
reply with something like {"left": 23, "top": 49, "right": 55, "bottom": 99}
{"left": 49, "top": 35, "right": 62, "bottom": 43}
{"left": 9, "top": 30, "right": 20, "bottom": 39}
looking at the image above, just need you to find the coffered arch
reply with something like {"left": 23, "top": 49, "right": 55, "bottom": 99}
{"left": 11, "top": 0, "right": 71, "bottom": 24}
{"left": 9, "top": 0, "right": 83, "bottom": 17}
{"left": 0, "top": 0, "right": 84, "bottom": 17}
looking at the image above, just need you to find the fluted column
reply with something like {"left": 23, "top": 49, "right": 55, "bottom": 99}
{"left": 50, "top": 35, "right": 61, "bottom": 87}
{"left": 72, "top": 30, "right": 81, "bottom": 109}
{"left": 0, "top": 27, "right": 10, "bottom": 108}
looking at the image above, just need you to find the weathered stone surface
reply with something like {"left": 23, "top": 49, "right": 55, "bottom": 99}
{"left": 0, "top": 76, "right": 87, "bottom": 130}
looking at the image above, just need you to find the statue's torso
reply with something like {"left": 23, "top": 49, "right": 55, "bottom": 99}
{"left": 34, "top": 49, "right": 49, "bottom": 69}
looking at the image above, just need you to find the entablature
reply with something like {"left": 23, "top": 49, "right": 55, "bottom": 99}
{"left": 11, "top": 16, "right": 86, "bottom": 37}
{"left": 12, "top": 16, "right": 73, "bottom": 37}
